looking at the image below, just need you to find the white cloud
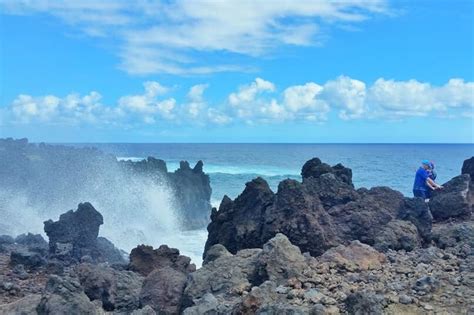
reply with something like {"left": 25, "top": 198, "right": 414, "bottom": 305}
{"left": 282, "top": 83, "right": 329, "bottom": 120}
{"left": 0, "top": 0, "right": 391, "bottom": 75}
{"left": 4, "top": 77, "right": 473, "bottom": 128}
{"left": 10, "top": 92, "right": 104, "bottom": 124}
{"left": 118, "top": 82, "right": 176, "bottom": 121}
{"left": 322, "top": 76, "right": 367, "bottom": 119}
{"left": 367, "top": 78, "right": 474, "bottom": 117}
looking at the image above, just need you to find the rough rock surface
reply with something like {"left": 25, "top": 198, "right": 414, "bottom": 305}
{"left": 374, "top": 220, "right": 421, "bottom": 252}
{"left": 429, "top": 174, "right": 472, "bottom": 221}
{"left": 76, "top": 263, "right": 143, "bottom": 312}
{"left": 36, "top": 275, "right": 98, "bottom": 314}
{"left": 129, "top": 244, "right": 196, "bottom": 276}
{"left": 44, "top": 202, "right": 103, "bottom": 262}
{"left": 189, "top": 233, "right": 474, "bottom": 314}
{"left": 462, "top": 156, "right": 474, "bottom": 179}
{"left": 140, "top": 266, "right": 187, "bottom": 314}
{"left": 320, "top": 240, "right": 386, "bottom": 271}
{"left": 206, "top": 158, "right": 417, "bottom": 257}
{"left": 301, "top": 157, "right": 353, "bottom": 187}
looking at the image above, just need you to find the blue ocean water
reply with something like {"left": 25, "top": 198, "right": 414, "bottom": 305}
{"left": 75, "top": 143, "right": 473, "bottom": 206}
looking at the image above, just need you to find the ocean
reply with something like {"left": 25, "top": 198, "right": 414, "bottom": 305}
{"left": 66, "top": 143, "right": 473, "bottom": 265}
{"left": 81, "top": 143, "right": 473, "bottom": 201}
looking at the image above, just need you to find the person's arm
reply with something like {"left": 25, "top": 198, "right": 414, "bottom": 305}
{"left": 427, "top": 177, "right": 443, "bottom": 189}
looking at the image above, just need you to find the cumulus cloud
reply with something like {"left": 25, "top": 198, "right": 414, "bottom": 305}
{"left": 368, "top": 78, "right": 474, "bottom": 117}
{"left": 3, "top": 77, "right": 473, "bottom": 128}
{"left": 322, "top": 76, "right": 367, "bottom": 120}
{"left": 0, "top": 0, "right": 391, "bottom": 75}
{"left": 10, "top": 92, "right": 105, "bottom": 124}
{"left": 118, "top": 81, "right": 176, "bottom": 123}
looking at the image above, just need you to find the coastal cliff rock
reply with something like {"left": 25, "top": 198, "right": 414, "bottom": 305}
{"left": 43, "top": 202, "right": 124, "bottom": 264}
{"left": 206, "top": 159, "right": 419, "bottom": 257}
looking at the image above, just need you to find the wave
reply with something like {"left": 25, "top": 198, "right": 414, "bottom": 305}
{"left": 117, "top": 157, "right": 300, "bottom": 177}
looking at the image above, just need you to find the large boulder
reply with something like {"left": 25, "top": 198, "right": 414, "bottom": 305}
{"left": 43, "top": 203, "right": 126, "bottom": 264}
{"left": 44, "top": 202, "right": 103, "bottom": 262}
{"left": 36, "top": 275, "right": 98, "bottom": 314}
{"left": 129, "top": 244, "right": 195, "bottom": 276}
{"left": 76, "top": 263, "right": 143, "bottom": 312}
{"left": 320, "top": 240, "right": 386, "bottom": 271}
{"left": 462, "top": 156, "right": 474, "bottom": 179}
{"left": 328, "top": 187, "right": 405, "bottom": 246}
{"left": 10, "top": 248, "right": 47, "bottom": 270}
{"left": 0, "top": 294, "right": 42, "bottom": 314}
{"left": 185, "top": 234, "right": 316, "bottom": 313}
{"left": 398, "top": 198, "right": 433, "bottom": 243}
{"left": 345, "top": 292, "right": 386, "bottom": 315}
{"left": 205, "top": 177, "right": 275, "bottom": 255}
{"left": 432, "top": 221, "right": 474, "bottom": 256}
{"left": 15, "top": 233, "right": 49, "bottom": 254}
{"left": 429, "top": 174, "right": 472, "bottom": 221}
{"left": 374, "top": 220, "right": 421, "bottom": 252}
{"left": 140, "top": 266, "right": 187, "bottom": 314}
{"left": 261, "top": 179, "right": 340, "bottom": 257}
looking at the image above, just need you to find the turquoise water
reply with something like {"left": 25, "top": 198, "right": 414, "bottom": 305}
{"left": 74, "top": 143, "right": 473, "bottom": 206}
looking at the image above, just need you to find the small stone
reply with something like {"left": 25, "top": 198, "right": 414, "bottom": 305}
{"left": 3, "top": 282, "right": 14, "bottom": 291}
{"left": 322, "top": 295, "right": 337, "bottom": 305}
{"left": 423, "top": 304, "right": 434, "bottom": 310}
{"left": 275, "top": 285, "right": 290, "bottom": 294}
{"left": 399, "top": 294, "right": 413, "bottom": 304}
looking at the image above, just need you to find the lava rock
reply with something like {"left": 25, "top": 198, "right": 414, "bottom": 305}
{"left": 320, "top": 241, "right": 386, "bottom": 271}
{"left": 461, "top": 156, "right": 474, "bottom": 179}
{"left": 429, "top": 175, "right": 472, "bottom": 221}
{"left": 44, "top": 202, "right": 103, "bottom": 262}
{"left": 140, "top": 266, "right": 187, "bottom": 314}
{"left": 129, "top": 244, "right": 195, "bottom": 276}
{"left": 36, "top": 275, "right": 98, "bottom": 314}
{"left": 10, "top": 248, "right": 47, "bottom": 270}
{"left": 76, "top": 263, "right": 143, "bottom": 312}
{"left": 301, "top": 157, "right": 353, "bottom": 186}
{"left": 398, "top": 197, "right": 433, "bottom": 243}
{"left": 0, "top": 235, "right": 15, "bottom": 245}
{"left": 345, "top": 292, "right": 386, "bottom": 315}
{"left": 374, "top": 220, "right": 421, "bottom": 252}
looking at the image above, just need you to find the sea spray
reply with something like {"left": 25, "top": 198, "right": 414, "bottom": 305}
{"left": 0, "top": 144, "right": 208, "bottom": 265}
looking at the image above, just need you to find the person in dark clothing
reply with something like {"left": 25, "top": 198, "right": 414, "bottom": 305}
{"left": 413, "top": 160, "right": 443, "bottom": 200}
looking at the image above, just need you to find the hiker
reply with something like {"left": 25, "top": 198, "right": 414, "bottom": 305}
{"left": 413, "top": 160, "right": 443, "bottom": 200}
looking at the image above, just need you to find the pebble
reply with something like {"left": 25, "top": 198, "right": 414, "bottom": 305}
{"left": 399, "top": 294, "right": 413, "bottom": 304}
{"left": 423, "top": 304, "right": 434, "bottom": 311}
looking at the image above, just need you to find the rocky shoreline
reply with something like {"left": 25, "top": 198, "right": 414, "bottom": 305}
{"left": 0, "top": 156, "right": 473, "bottom": 314}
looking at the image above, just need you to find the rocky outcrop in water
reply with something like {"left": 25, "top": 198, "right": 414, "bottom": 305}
{"left": 43, "top": 202, "right": 125, "bottom": 264}
{"left": 0, "top": 138, "right": 212, "bottom": 230}
{"left": 205, "top": 157, "right": 474, "bottom": 258}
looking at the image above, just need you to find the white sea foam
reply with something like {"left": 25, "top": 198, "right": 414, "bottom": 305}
{"left": 0, "top": 161, "right": 207, "bottom": 266}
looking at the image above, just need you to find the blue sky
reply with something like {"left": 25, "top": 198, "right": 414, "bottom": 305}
{"left": 0, "top": 0, "right": 473, "bottom": 143}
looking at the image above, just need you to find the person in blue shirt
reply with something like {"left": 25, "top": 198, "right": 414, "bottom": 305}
{"left": 413, "top": 160, "right": 443, "bottom": 200}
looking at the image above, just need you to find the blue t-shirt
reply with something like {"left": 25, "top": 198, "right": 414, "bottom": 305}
{"left": 413, "top": 167, "right": 429, "bottom": 191}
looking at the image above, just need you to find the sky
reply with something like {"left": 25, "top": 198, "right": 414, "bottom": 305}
{"left": 0, "top": 0, "right": 473, "bottom": 143}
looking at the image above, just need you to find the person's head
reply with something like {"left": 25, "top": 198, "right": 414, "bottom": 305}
{"left": 421, "top": 160, "right": 431, "bottom": 170}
